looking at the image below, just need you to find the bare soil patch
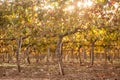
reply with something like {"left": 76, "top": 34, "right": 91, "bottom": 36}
{"left": 0, "top": 62, "right": 120, "bottom": 80}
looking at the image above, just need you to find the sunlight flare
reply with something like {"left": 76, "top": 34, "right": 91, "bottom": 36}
{"left": 77, "top": 2, "right": 82, "bottom": 7}
{"left": 77, "top": 0, "right": 93, "bottom": 8}
{"left": 34, "top": 6, "right": 39, "bottom": 11}
{"left": 64, "top": 5, "right": 75, "bottom": 12}
{"left": 113, "top": 2, "right": 119, "bottom": 9}
{"left": 84, "top": 0, "right": 93, "bottom": 7}
{"left": 43, "top": 5, "right": 54, "bottom": 10}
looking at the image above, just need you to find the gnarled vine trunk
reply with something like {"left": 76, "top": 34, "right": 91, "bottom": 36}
{"left": 56, "top": 36, "right": 64, "bottom": 75}
{"left": 25, "top": 44, "right": 31, "bottom": 64}
{"left": 90, "top": 42, "right": 95, "bottom": 65}
{"left": 78, "top": 45, "right": 82, "bottom": 65}
{"left": 16, "top": 37, "right": 22, "bottom": 72}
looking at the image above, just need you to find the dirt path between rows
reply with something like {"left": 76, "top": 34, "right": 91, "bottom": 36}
{"left": 0, "top": 62, "right": 120, "bottom": 80}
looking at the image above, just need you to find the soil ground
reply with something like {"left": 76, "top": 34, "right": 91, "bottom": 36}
{"left": 0, "top": 61, "right": 120, "bottom": 80}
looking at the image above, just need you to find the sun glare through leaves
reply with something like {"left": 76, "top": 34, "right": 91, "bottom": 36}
{"left": 43, "top": 5, "right": 54, "bottom": 10}
{"left": 64, "top": 0, "right": 93, "bottom": 13}
{"left": 77, "top": 0, "right": 93, "bottom": 8}
{"left": 64, "top": 5, "right": 75, "bottom": 12}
